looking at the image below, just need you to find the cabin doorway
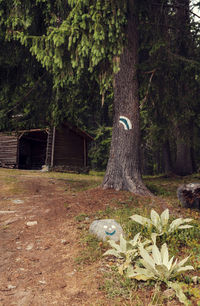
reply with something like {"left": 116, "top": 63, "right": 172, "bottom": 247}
{"left": 18, "top": 130, "right": 48, "bottom": 170}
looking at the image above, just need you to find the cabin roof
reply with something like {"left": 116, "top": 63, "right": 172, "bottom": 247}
{"left": 62, "top": 122, "right": 93, "bottom": 141}
{"left": 1, "top": 124, "right": 93, "bottom": 141}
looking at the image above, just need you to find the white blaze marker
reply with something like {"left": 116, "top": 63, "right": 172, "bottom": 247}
{"left": 119, "top": 116, "right": 132, "bottom": 130}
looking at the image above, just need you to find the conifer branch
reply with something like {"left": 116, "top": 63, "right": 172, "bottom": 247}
{"left": 5, "top": 72, "right": 47, "bottom": 115}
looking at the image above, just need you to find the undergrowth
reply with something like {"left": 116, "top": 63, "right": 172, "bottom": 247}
{"left": 73, "top": 173, "right": 200, "bottom": 305}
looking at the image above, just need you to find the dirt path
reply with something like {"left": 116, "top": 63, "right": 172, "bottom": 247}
{"left": 0, "top": 173, "right": 118, "bottom": 306}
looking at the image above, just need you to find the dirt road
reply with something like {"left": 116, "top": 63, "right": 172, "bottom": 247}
{"left": 0, "top": 171, "right": 116, "bottom": 306}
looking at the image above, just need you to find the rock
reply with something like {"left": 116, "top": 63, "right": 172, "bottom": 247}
{"left": 39, "top": 280, "right": 46, "bottom": 285}
{"left": 89, "top": 219, "right": 124, "bottom": 242}
{"left": 26, "top": 221, "right": 38, "bottom": 227}
{"left": 7, "top": 285, "right": 16, "bottom": 290}
{"left": 0, "top": 211, "right": 16, "bottom": 214}
{"left": 61, "top": 239, "right": 69, "bottom": 245}
{"left": 26, "top": 243, "right": 34, "bottom": 251}
{"left": 12, "top": 199, "right": 24, "bottom": 204}
{"left": 177, "top": 183, "right": 200, "bottom": 209}
{"left": 41, "top": 165, "right": 49, "bottom": 172}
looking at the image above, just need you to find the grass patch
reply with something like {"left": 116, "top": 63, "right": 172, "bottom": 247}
{"left": 74, "top": 233, "right": 108, "bottom": 265}
{"left": 63, "top": 179, "right": 100, "bottom": 192}
{"left": 0, "top": 174, "right": 23, "bottom": 196}
{"left": 145, "top": 181, "right": 171, "bottom": 196}
{"left": 75, "top": 194, "right": 200, "bottom": 304}
{"left": 75, "top": 213, "right": 89, "bottom": 222}
{"left": 44, "top": 170, "right": 103, "bottom": 183}
{"left": 100, "top": 266, "right": 138, "bottom": 300}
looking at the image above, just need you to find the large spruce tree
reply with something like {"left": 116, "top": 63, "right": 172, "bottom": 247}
{"left": 0, "top": 0, "right": 152, "bottom": 194}
{"left": 102, "top": 3, "right": 150, "bottom": 194}
{"left": 2, "top": 0, "right": 200, "bottom": 189}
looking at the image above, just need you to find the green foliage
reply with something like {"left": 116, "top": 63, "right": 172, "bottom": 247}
{"left": 127, "top": 243, "right": 194, "bottom": 282}
{"left": 0, "top": 37, "right": 53, "bottom": 131}
{"left": 103, "top": 208, "right": 199, "bottom": 305}
{"left": 145, "top": 182, "right": 171, "bottom": 196}
{"left": 74, "top": 233, "right": 108, "bottom": 265}
{"left": 74, "top": 213, "right": 89, "bottom": 222}
{"left": 103, "top": 234, "right": 195, "bottom": 305}
{"left": 138, "top": 0, "right": 200, "bottom": 175}
{"left": 89, "top": 126, "right": 112, "bottom": 170}
{"left": 0, "top": 0, "right": 127, "bottom": 93}
{"left": 0, "top": 0, "right": 117, "bottom": 133}
{"left": 100, "top": 266, "right": 138, "bottom": 300}
{"left": 1, "top": 0, "right": 200, "bottom": 177}
{"left": 130, "top": 209, "right": 193, "bottom": 237}
{"left": 103, "top": 233, "right": 151, "bottom": 275}
{"left": 49, "top": 173, "right": 200, "bottom": 304}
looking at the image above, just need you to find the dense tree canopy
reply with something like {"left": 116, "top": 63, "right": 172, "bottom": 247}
{"left": 0, "top": 0, "right": 200, "bottom": 192}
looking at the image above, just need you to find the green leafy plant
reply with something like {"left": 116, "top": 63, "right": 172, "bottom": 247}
{"left": 102, "top": 207, "right": 199, "bottom": 305}
{"left": 103, "top": 233, "right": 151, "bottom": 275}
{"left": 130, "top": 209, "right": 193, "bottom": 236}
{"left": 127, "top": 243, "right": 194, "bottom": 281}
{"left": 126, "top": 243, "right": 194, "bottom": 305}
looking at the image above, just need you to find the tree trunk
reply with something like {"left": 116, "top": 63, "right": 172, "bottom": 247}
{"left": 174, "top": 126, "right": 194, "bottom": 176}
{"left": 162, "top": 140, "right": 173, "bottom": 174}
{"left": 173, "top": 0, "right": 194, "bottom": 176}
{"left": 102, "top": 8, "right": 150, "bottom": 195}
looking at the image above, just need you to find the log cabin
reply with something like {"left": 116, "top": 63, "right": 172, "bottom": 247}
{"left": 0, "top": 122, "right": 93, "bottom": 171}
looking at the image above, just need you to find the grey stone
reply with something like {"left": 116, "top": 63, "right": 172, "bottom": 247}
{"left": 12, "top": 199, "right": 24, "bottom": 204}
{"left": 7, "top": 285, "right": 16, "bottom": 290}
{"left": 26, "top": 221, "right": 38, "bottom": 226}
{"left": 41, "top": 165, "right": 49, "bottom": 172}
{"left": 0, "top": 211, "right": 16, "bottom": 214}
{"left": 89, "top": 219, "right": 124, "bottom": 242}
{"left": 26, "top": 243, "right": 34, "bottom": 251}
{"left": 61, "top": 239, "right": 69, "bottom": 245}
{"left": 39, "top": 280, "right": 46, "bottom": 285}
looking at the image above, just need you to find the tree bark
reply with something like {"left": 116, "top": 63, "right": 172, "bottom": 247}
{"left": 173, "top": 0, "right": 194, "bottom": 176}
{"left": 162, "top": 140, "right": 173, "bottom": 175}
{"left": 174, "top": 126, "right": 194, "bottom": 175}
{"left": 102, "top": 8, "right": 151, "bottom": 195}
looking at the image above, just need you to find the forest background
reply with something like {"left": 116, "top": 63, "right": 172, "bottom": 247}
{"left": 0, "top": 0, "right": 200, "bottom": 177}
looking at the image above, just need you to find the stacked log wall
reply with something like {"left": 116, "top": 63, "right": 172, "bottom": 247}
{"left": 0, "top": 134, "right": 18, "bottom": 168}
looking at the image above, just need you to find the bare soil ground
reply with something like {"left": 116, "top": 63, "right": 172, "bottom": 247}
{"left": 0, "top": 169, "right": 199, "bottom": 305}
{"left": 0, "top": 169, "right": 136, "bottom": 306}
